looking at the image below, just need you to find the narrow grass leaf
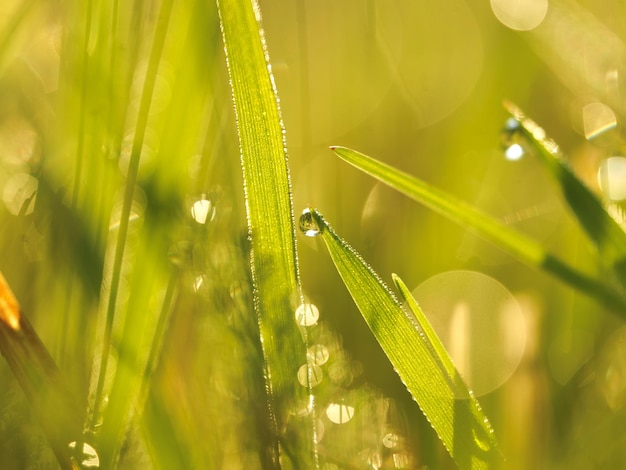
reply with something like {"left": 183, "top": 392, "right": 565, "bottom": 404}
{"left": 307, "top": 209, "right": 503, "bottom": 470}
{"left": 504, "top": 101, "right": 626, "bottom": 284}
{"left": 0, "top": 272, "right": 83, "bottom": 470}
{"left": 331, "top": 146, "right": 626, "bottom": 314}
{"left": 217, "top": 0, "right": 314, "bottom": 466}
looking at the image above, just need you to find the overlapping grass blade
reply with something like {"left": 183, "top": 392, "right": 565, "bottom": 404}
{"left": 217, "top": 0, "right": 314, "bottom": 466}
{"left": 504, "top": 101, "right": 626, "bottom": 284}
{"left": 331, "top": 146, "right": 626, "bottom": 314}
{"left": 307, "top": 209, "right": 503, "bottom": 470}
{"left": 0, "top": 272, "right": 82, "bottom": 469}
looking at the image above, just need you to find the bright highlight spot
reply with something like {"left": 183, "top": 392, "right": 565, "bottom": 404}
{"left": 583, "top": 102, "right": 617, "bottom": 139}
{"left": 326, "top": 402, "right": 355, "bottom": 424}
{"left": 191, "top": 196, "right": 215, "bottom": 224}
{"left": 68, "top": 441, "right": 100, "bottom": 468}
{"left": 299, "top": 208, "right": 320, "bottom": 237}
{"left": 505, "top": 143, "right": 525, "bottom": 161}
{"left": 598, "top": 157, "right": 626, "bottom": 201}
{"left": 0, "top": 273, "right": 21, "bottom": 331}
{"left": 295, "top": 303, "right": 319, "bottom": 326}
{"left": 382, "top": 432, "right": 399, "bottom": 449}
{"left": 491, "top": 0, "right": 548, "bottom": 31}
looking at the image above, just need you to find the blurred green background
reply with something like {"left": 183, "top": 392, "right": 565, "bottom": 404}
{"left": 1, "top": 0, "right": 626, "bottom": 468}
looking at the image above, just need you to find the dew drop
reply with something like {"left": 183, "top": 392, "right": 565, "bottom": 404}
{"left": 299, "top": 208, "right": 320, "bottom": 237}
{"left": 472, "top": 428, "right": 492, "bottom": 452}
{"left": 307, "top": 344, "right": 330, "bottom": 365}
{"left": 295, "top": 303, "right": 320, "bottom": 326}
{"left": 326, "top": 402, "right": 355, "bottom": 424}
{"left": 297, "top": 363, "right": 324, "bottom": 387}
{"left": 500, "top": 118, "right": 526, "bottom": 161}
{"left": 191, "top": 195, "right": 216, "bottom": 224}
{"left": 68, "top": 441, "right": 100, "bottom": 468}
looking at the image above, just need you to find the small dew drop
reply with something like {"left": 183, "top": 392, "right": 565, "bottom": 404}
{"left": 297, "top": 363, "right": 324, "bottom": 387}
{"left": 68, "top": 441, "right": 100, "bottom": 468}
{"left": 299, "top": 208, "right": 320, "bottom": 237}
{"left": 326, "top": 402, "right": 355, "bottom": 424}
{"left": 500, "top": 118, "right": 525, "bottom": 161}
{"left": 295, "top": 303, "right": 320, "bottom": 326}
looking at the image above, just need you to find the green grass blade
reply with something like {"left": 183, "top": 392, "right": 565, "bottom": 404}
{"left": 306, "top": 209, "right": 503, "bottom": 469}
{"left": 217, "top": 0, "right": 315, "bottom": 466}
{"left": 331, "top": 146, "right": 626, "bottom": 314}
{"left": 504, "top": 101, "right": 626, "bottom": 283}
{"left": 0, "top": 272, "right": 83, "bottom": 469}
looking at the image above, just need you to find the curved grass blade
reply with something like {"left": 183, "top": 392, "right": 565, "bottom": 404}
{"left": 217, "top": 0, "right": 315, "bottom": 466}
{"left": 331, "top": 146, "right": 626, "bottom": 315}
{"left": 306, "top": 209, "right": 503, "bottom": 469}
{"left": 0, "top": 272, "right": 83, "bottom": 469}
{"left": 504, "top": 101, "right": 626, "bottom": 284}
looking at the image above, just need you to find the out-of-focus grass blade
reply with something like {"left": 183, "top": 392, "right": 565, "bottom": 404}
{"left": 217, "top": 0, "right": 313, "bottom": 467}
{"left": 504, "top": 101, "right": 626, "bottom": 284}
{"left": 0, "top": 272, "right": 83, "bottom": 470}
{"left": 331, "top": 146, "right": 626, "bottom": 314}
{"left": 306, "top": 209, "right": 503, "bottom": 470}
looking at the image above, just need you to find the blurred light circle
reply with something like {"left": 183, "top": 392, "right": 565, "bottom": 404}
{"left": 411, "top": 270, "right": 525, "bottom": 397}
{"left": 326, "top": 402, "right": 355, "bottom": 424}
{"left": 598, "top": 157, "right": 626, "bottom": 201}
{"left": 491, "top": 0, "right": 548, "bottom": 31}
{"left": 2, "top": 173, "right": 38, "bottom": 215}
{"left": 582, "top": 102, "right": 617, "bottom": 140}
{"left": 547, "top": 329, "right": 594, "bottom": 386}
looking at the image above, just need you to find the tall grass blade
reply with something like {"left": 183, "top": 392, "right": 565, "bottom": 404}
{"left": 0, "top": 272, "right": 82, "bottom": 469}
{"left": 217, "top": 0, "right": 315, "bottom": 466}
{"left": 504, "top": 101, "right": 626, "bottom": 284}
{"left": 306, "top": 209, "right": 503, "bottom": 469}
{"left": 331, "top": 146, "right": 626, "bottom": 314}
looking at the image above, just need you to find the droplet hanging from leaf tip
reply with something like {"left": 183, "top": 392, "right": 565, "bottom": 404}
{"left": 299, "top": 208, "right": 321, "bottom": 237}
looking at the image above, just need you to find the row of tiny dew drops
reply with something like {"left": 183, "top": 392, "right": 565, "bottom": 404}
{"left": 502, "top": 105, "right": 626, "bottom": 212}
{"left": 296, "top": 208, "right": 412, "bottom": 470}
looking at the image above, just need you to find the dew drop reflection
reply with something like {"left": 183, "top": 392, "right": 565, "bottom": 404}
{"left": 491, "top": 0, "right": 547, "bottom": 31}
{"left": 2, "top": 173, "right": 38, "bottom": 215}
{"left": 500, "top": 117, "right": 526, "bottom": 161}
{"left": 299, "top": 208, "right": 320, "bottom": 237}
{"left": 295, "top": 303, "right": 319, "bottom": 326}
{"left": 326, "top": 402, "right": 355, "bottom": 424}
{"left": 68, "top": 441, "right": 100, "bottom": 468}
{"left": 598, "top": 156, "right": 626, "bottom": 201}
{"left": 382, "top": 432, "right": 399, "bottom": 449}
{"left": 307, "top": 344, "right": 330, "bottom": 365}
{"left": 411, "top": 270, "right": 525, "bottom": 397}
{"left": 191, "top": 195, "right": 216, "bottom": 224}
{"left": 297, "top": 363, "right": 323, "bottom": 387}
{"left": 583, "top": 102, "right": 617, "bottom": 139}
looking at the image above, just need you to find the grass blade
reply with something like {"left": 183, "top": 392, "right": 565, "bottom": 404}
{"left": 0, "top": 272, "right": 83, "bottom": 469}
{"left": 305, "top": 209, "right": 503, "bottom": 469}
{"left": 331, "top": 146, "right": 626, "bottom": 314}
{"left": 217, "top": 0, "right": 315, "bottom": 466}
{"left": 504, "top": 101, "right": 626, "bottom": 283}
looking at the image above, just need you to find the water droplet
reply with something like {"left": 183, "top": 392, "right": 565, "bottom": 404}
{"left": 297, "top": 363, "right": 324, "bottom": 387}
{"left": 191, "top": 195, "right": 216, "bottom": 224}
{"left": 500, "top": 118, "right": 526, "bottom": 161}
{"left": 299, "top": 208, "right": 320, "bottom": 237}
{"left": 307, "top": 344, "right": 330, "bottom": 365}
{"left": 295, "top": 303, "right": 320, "bottom": 326}
{"left": 382, "top": 432, "right": 400, "bottom": 449}
{"left": 326, "top": 402, "right": 355, "bottom": 424}
{"left": 68, "top": 441, "right": 100, "bottom": 468}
